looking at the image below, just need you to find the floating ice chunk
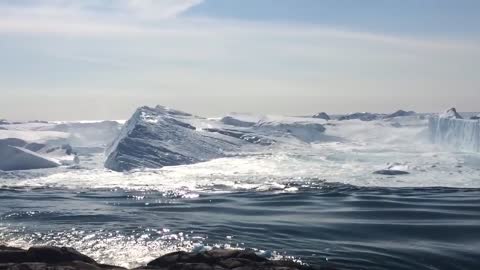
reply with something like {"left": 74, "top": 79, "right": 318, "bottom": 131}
{"left": 0, "top": 138, "right": 75, "bottom": 170}
{"left": 470, "top": 114, "right": 480, "bottom": 120}
{"left": 0, "top": 144, "right": 60, "bottom": 171}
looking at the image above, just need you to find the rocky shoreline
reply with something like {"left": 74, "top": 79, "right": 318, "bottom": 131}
{"left": 0, "top": 245, "right": 331, "bottom": 270}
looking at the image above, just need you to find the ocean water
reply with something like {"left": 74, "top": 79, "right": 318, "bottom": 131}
{"left": 1, "top": 118, "right": 480, "bottom": 269}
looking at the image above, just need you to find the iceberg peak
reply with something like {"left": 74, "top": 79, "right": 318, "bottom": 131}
{"left": 312, "top": 112, "right": 330, "bottom": 120}
{"left": 440, "top": 108, "right": 463, "bottom": 119}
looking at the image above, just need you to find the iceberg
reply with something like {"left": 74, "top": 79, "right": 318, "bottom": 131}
{"left": 104, "top": 106, "right": 249, "bottom": 172}
{"left": 384, "top": 110, "right": 416, "bottom": 119}
{"left": 0, "top": 137, "right": 76, "bottom": 171}
{"left": 220, "top": 116, "right": 256, "bottom": 127}
{"left": 439, "top": 107, "right": 463, "bottom": 119}
{"left": 0, "top": 138, "right": 77, "bottom": 171}
{"left": 312, "top": 112, "right": 330, "bottom": 120}
{"left": 105, "top": 106, "right": 327, "bottom": 171}
{"left": 254, "top": 121, "right": 326, "bottom": 143}
{"left": 338, "top": 112, "right": 381, "bottom": 121}
{"left": 0, "top": 144, "right": 60, "bottom": 171}
{"left": 428, "top": 108, "right": 480, "bottom": 152}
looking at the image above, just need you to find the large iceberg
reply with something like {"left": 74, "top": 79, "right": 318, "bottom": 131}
{"left": 105, "top": 106, "right": 250, "bottom": 171}
{"left": 428, "top": 108, "right": 480, "bottom": 152}
{"left": 105, "top": 106, "right": 327, "bottom": 171}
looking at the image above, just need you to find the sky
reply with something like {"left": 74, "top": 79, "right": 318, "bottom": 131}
{"left": 0, "top": 0, "right": 479, "bottom": 120}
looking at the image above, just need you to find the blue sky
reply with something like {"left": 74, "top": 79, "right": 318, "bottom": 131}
{"left": 188, "top": 0, "right": 480, "bottom": 37}
{"left": 0, "top": 0, "right": 479, "bottom": 120}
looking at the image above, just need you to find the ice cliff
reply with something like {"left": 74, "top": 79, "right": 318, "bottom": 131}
{"left": 428, "top": 108, "right": 480, "bottom": 152}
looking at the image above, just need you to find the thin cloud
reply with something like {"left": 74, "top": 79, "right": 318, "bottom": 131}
{"left": 0, "top": 0, "right": 204, "bottom": 20}
{"left": 0, "top": 0, "right": 477, "bottom": 53}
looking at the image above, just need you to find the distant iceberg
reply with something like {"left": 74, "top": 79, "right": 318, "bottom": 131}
{"left": 439, "top": 107, "right": 463, "bottom": 119}
{"left": 384, "top": 110, "right": 416, "bottom": 119}
{"left": 428, "top": 108, "right": 480, "bottom": 152}
{"left": 338, "top": 112, "right": 381, "bottom": 121}
{"left": 0, "top": 138, "right": 75, "bottom": 171}
{"left": 312, "top": 112, "right": 330, "bottom": 120}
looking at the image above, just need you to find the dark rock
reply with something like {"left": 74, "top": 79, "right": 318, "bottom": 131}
{"left": 26, "top": 246, "right": 96, "bottom": 264}
{"left": 373, "top": 170, "right": 410, "bottom": 175}
{"left": 0, "top": 250, "right": 29, "bottom": 263}
{"left": 146, "top": 249, "right": 320, "bottom": 270}
{"left": 0, "top": 246, "right": 24, "bottom": 252}
{"left": 312, "top": 112, "right": 330, "bottom": 121}
{"left": 0, "top": 246, "right": 326, "bottom": 270}
{"left": 0, "top": 246, "right": 124, "bottom": 269}
{"left": 470, "top": 114, "right": 480, "bottom": 120}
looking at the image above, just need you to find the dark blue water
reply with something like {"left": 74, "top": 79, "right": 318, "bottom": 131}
{"left": 1, "top": 184, "right": 480, "bottom": 269}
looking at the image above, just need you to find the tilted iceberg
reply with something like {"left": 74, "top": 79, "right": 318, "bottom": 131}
{"left": 428, "top": 108, "right": 480, "bottom": 152}
{"left": 0, "top": 138, "right": 75, "bottom": 171}
{"left": 104, "top": 106, "right": 250, "bottom": 171}
{"left": 105, "top": 106, "right": 327, "bottom": 171}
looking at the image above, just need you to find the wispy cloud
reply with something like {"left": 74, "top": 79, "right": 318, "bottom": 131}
{"left": 0, "top": 0, "right": 477, "bottom": 53}
{"left": 0, "top": 0, "right": 204, "bottom": 19}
